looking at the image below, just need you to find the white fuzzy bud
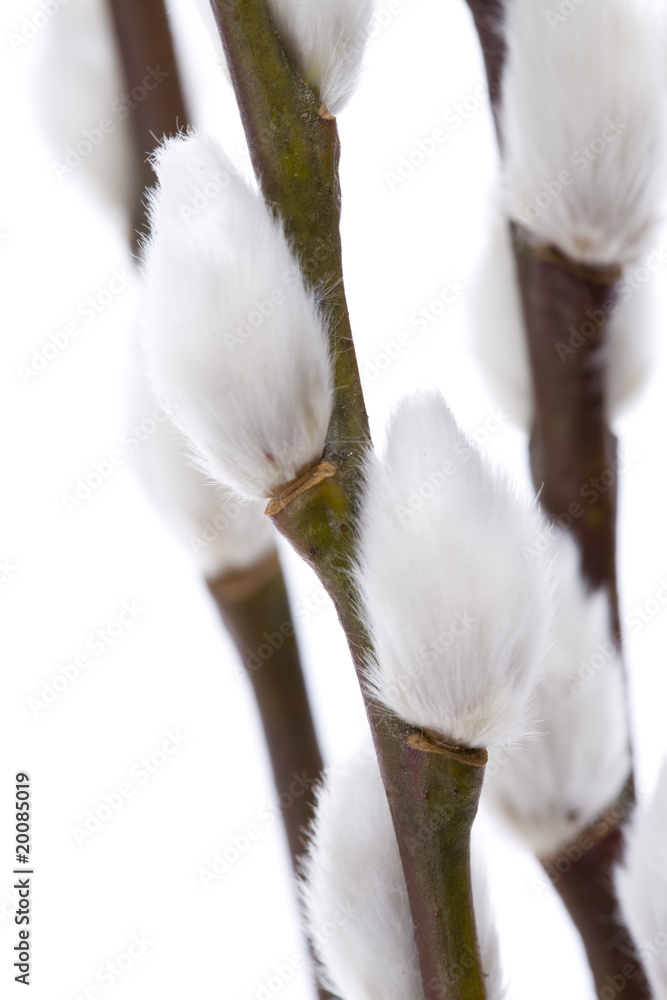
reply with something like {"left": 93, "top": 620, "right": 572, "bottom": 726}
{"left": 485, "top": 531, "right": 631, "bottom": 857}
{"left": 617, "top": 761, "right": 667, "bottom": 1000}
{"left": 356, "top": 390, "right": 553, "bottom": 749}
{"left": 193, "top": 0, "right": 374, "bottom": 114}
{"left": 127, "top": 369, "right": 275, "bottom": 579}
{"left": 34, "top": 0, "right": 136, "bottom": 210}
{"left": 469, "top": 210, "right": 659, "bottom": 428}
{"left": 141, "top": 132, "right": 334, "bottom": 501}
{"left": 502, "top": 0, "right": 667, "bottom": 266}
{"left": 266, "top": 0, "right": 375, "bottom": 113}
{"left": 301, "top": 746, "right": 506, "bottom": 1000}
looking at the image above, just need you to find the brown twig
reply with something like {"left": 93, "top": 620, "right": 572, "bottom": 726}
{"left": 464, "top": 9, "right": 651, "bottom": 995}
{"left": 106, "top": 5, "right": 331, "bottom": 994}
{"left": 207, "top": 551, "right": 323, "bottom": 869}
{"left": 105, "top": 0, "right": 189, "bottom": 247}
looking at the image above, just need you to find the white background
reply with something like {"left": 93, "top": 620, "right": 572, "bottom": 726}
{"left": 2, "top": 0, "right": 667, "bottom": 998}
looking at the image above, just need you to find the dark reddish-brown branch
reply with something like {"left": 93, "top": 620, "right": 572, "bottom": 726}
{"left": 464, "top": 11, "right": 650, "bottom": 994}
{"left": 464, "top": 0, "right": 506, "bottom": 138}
{"left": 208, "top": 551, "right": 334, "bottom": 1000}
{"left": 106, "top": 0, "right": 190, "bottom": 244}
{"left": 207, "top": 551, "right": 324, "bottom": 869}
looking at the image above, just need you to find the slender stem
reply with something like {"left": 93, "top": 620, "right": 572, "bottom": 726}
{"left": 462, "top": 11, "right": 650, "bottom": 992}
{"left": 106, "top": 6, "right": 333, "bottom": 993}
{"left": 512, "top": 238, "right": 651, "bottom": 997}
{"left": 106, "top": 0, "right": 190, "bottom": 247}
{"left": 207, "top": 552, "right": 336, "bottom": 1000}
{"left": 463, "top": 0, "right": 505, "bottom": 140}
{"left": 541, "top": 789, "right": 650, "bottom": 1000}
{"left": 513, "top": 241, "right": 621, "bottom": 608}
{"left": 207, "top": 551, "right": 324, "bottom": 868}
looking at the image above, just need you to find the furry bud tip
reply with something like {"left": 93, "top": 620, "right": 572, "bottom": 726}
{"left": 267, "top": 0, "right": 375, "bottom": 113}
{"left": 127, "top": 367, "right": 275, "bottom": 579}
{"left": 502, "top": 0, "right": 667, "bottom": 266}
{"left": 470, "top": 211, "right": 658, "bottom": 427}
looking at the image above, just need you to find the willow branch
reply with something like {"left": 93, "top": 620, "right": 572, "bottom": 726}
{"left": 106, "top": 5, "right": 333, "bottom": 993}
{"left": 465, "top": 12, "right": 650, "bottom": 996}
{"left": 106, "top": 0, "right": 190, "bottom": 247}
{"left": 207, "top": 551, "right": 335, "bottom": 1000}
{"left": 209, "top": 2, "right": 490, "bottom": 994}
{"left": 207, "top": 550, "right": 323, "bottom": 868}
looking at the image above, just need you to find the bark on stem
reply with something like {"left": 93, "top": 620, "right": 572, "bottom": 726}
{"left": 106, "top": 0, "right": 189, "bottom": 247}
{"left": 463, "top": 0, "right": 506, "bottom": 137}
{"left": 206, "top": 551, "right": 335, "bottom": 1000}
{"left": 106, "top": 7, "right": 331, "bottom": 992}
{"left": 207, "top": 551, "right": 323, "bottom": 868}
{"left": 513, "top": 237, "right": 650, "bottom": 998}
{"left": 462, "top": 11, "right": 650, "bottom": 993}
